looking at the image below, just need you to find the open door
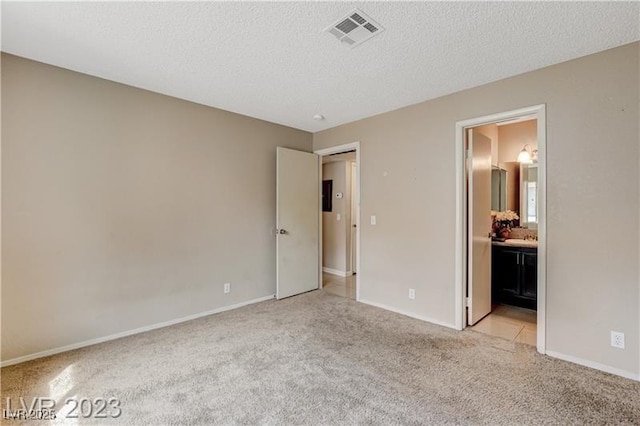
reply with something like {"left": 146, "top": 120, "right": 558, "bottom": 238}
{"left": 276, "top": 147, "right": 319, "bottom": 299}
{"left": 467, "top": 129, "right": 492, "bottom": 325}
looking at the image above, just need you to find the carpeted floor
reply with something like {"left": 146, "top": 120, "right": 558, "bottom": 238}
{"left": 2, "top": 290, "right": 640, "bottom": 425}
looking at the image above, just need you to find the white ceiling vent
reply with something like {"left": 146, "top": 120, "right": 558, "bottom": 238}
{"left": 324, "top": 9, "right": 384, "bottom": 48}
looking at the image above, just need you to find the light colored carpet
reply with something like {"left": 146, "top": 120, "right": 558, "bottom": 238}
{"left": 2, "top": 290, "right": 640, "bottom": 425}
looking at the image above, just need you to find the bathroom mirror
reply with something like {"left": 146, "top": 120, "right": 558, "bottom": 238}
{"left": 520, "top": 164, "right": 538, "bottom": 229}
{"left": 495, "top": 162, "right": 520, "bottom": 215}
{"left": 491, "top": 167, "right": 507, "bottom": 211}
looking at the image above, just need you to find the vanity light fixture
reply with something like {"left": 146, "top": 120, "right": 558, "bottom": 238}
{"left": 517, "top": 144, "right": 538, "bottom": 164}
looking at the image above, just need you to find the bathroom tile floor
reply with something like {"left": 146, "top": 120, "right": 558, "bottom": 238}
{"left": 471, "top": 304, "right": 537, "bottom": 346}
{"left": 322, "top": 272, "right": 356, "bottom": 300}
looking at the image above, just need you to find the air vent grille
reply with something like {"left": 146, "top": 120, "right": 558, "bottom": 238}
{"left": 336, "top": 18, "right": 358, "bottom": 34}
{"left": 350, "top": 13, "right": 366, "bottom": 25}
{"left": 364, "top": 23, "right": 378, "bottom": 33}
{"left": 324, "top": 9, "right": 384, "bottom": 48}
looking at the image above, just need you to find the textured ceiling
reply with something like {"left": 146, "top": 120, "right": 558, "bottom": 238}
{"left": 2, "top": 2, "right": 639, "bottom": 132}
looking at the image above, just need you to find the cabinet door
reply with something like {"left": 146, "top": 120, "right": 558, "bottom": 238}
{"left": 521, "top": 251, "right": 538, "bottom": 300}
{"left": 494, "top": 248, "right": 520, "bottom": 297}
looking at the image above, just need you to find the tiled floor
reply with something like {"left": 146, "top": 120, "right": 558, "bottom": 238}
{"left": 471, "top": 304, "right": 537, "bottom": 346}
{"left": 322, "top": 272, "right": 356, "bottom": 299}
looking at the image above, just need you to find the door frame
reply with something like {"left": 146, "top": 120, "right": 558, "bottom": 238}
{"left": 454, "top": 104, "right": 547, "bottom": 354}
{"left": 350, "top": 161, "right": 357, "bottom": 274}
{"left": 314, "top": 142, "right": 361, "bottom": 301}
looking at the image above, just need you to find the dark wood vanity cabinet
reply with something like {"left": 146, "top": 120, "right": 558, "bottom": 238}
{"left": 492, "top": 245, "right": 537, "bottom": 310}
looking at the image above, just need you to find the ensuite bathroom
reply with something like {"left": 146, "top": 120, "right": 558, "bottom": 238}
{"left": 470, "top": 117, "right": 539, "bottom": 346}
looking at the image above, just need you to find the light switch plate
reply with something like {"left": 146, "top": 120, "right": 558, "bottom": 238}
{"left": 371, "top": 215, "right": 376, "bottom": 225}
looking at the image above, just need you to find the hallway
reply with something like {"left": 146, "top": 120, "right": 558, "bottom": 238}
{"left": 322, "top": 272, "right": 356, "bottom": 299}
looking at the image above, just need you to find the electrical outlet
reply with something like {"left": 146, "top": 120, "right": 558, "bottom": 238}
{"left": 611, "top": 331, "right": 625, "bottom": 349}
{"left": 409, "top": 288, "right": 415, "bottom": 300}
{"left": 224, "top": 283, "right": 231, "bottom": 294}
{"left": 371, "top": 215, "right": 376, "bottom": 225}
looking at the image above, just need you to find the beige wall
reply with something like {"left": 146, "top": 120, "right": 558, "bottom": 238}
{"left": 501, "top": 162, "right": 520, "bottom": 213}
{"left": 322, "top": 161, "right": 348, "bottom": 272}
{"left": 498, "top": 120, "right": 538, "bottom": 164}
{"left": 475, "top": 124, "right": 499, "bottom": 166}
{"left": 1, "top": 54, "right": 312, "bottom": 362}
{"left": 314, "top": 43, "right": 640, "bottom": 376}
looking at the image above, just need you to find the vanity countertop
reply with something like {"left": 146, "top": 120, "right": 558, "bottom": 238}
{"left": 492, "top": 239, "right": 538, "bottom": 249}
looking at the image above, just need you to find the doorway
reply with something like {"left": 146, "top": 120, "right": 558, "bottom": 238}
{"left": 314, "top": 142, "right": 360, "bottom": 301}
{"left": 455, "top": 105, "right": 547, "bottom": 354}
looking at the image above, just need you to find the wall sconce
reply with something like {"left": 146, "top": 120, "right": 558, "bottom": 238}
{"left": 517, "top": 144, "right": 538, "bottom": 164}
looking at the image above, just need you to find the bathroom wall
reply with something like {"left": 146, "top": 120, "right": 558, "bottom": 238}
{"left": 498, "top": 120, "right": 538, "bottom": 164}
{"left": 475, "top": 124, "right": 499, "bottom": 166}
{"left": 501, "top": 162, "right": 520, "bottom": 213}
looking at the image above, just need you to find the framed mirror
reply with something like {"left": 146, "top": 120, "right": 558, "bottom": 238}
{"left": 493, "top": 162, "right": 520, "bottom": 216}
{"left": 491, "top": 166, "right": 507, "bottom": 211}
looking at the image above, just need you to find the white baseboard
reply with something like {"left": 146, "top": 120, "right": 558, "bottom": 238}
{"left": 322, "top": 267, "right": 352, "bottom": 277}
{"left": 359, "top": 299, "right": 458, "bottom": 330}
{"left": 545, "top": 350, "right": 640, "bottom": 382}
{"left": 1, "top": 294, "right": 275, "bottom": 368}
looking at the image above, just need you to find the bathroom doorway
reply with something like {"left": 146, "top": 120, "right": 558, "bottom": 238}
{"left": 455, "top": 105, "right": 547, "bottom": 353}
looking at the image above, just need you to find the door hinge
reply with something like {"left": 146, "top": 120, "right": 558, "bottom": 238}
{"left": 465, "top": 297, "right": 470, "bottom": 307}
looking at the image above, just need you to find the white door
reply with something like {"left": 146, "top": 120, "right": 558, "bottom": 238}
{"left": 468, "top": 129, "right": 492, "bottom": 325}
{"left": 276, "top": 147, "right": 319, "bottom": 299}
